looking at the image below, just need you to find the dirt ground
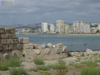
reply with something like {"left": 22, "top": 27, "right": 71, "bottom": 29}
{"left": 0, "top": 55, "right": 99, "bottom": 75}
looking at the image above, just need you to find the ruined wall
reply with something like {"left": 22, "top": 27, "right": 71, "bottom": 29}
{"left": 0, "top": 28, "right": 19, "bottom": 60}
{"left": 0, "top": 28, "right": 69, "bottom": 60}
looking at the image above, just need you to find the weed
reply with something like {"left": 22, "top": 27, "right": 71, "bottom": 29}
{"left": 33, "top": 58, "right": 44, "bottom": 65}
{"left": 10, "top": 67, "right": 26, "bottom": 75}
{"left": 80, "top": 67, "right": 99, "bottom": 75}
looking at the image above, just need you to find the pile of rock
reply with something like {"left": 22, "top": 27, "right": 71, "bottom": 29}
{"left": 69, "top": 48, "right": 100, "bottom": 57}
{"left": 0, "top": 28, "right": 19, "bottom": 59}
{"left": 22, "top": 41, "right": 69, "bottom": 60}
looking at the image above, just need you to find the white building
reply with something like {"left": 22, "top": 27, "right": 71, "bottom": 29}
{"left": 84, "top": 23, "right": 90, "bottom": 33}
{"left": 98, "top": 23, "right": 100, "bottom": 30}
{"left": 73, "top": 21, "right": 90, "bottom": 33}
{"left": 42, "top": 22, "right": 48, "bottom": 33}
{"left": 48, "top": 24, "right": 55, "bottom": 33}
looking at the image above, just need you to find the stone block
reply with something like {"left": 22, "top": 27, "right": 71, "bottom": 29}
{"left": 12, "top": 50, "right": 22, "bottom": 57}
{"left": 18, "top": 37, "right": 29, "bottom": 44}
{"left": 3, "top": 45, "right": 9, "bottom": 50}
{"left": 0, "top": 44, "right": 4, "bottom": 51}
{"left": 0, "top": 34, "right": 6, "bottom": 39}
{"left": 55, "top": 43, "right": 63, "bottom": 48}
{"left": 13, "top": 39, "right": 19, "bottom": 44}
{"left": 6, "top": 34, "right": 16, "bottom": 39}
{"left": 17, "top": 43, "right": 23, "bottom": 50}
{"left": 13, "top": 44, "right": 18, "bottom": 50}
{"left": 0, "top": 28, "right": 5, "bottom": 34}
{"left": 23, "top": 43, "right": 34, "bottom": 49}
{"left": 5, "top": 28, "right": 15, "bottom": 34}
{"left": 8, "top": 44, "right": 13, "bottom": 50}
{"left": 0, "top": 39, "right": 7, "bottom": 44}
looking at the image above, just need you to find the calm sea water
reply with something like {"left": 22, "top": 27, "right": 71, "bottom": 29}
{"left": 16, "top": 34, "right": 100, "bottom": 52}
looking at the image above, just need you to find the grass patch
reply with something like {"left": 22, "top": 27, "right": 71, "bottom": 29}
{"left": 77, "top": 57, "right": 81, "bottom": 60}
{"left": 10, "top": 68, "right": 26, "bottom": 75}
{"left": 37, "top": 65, "right": 49, "bottom": 71}
{"left": 85, "top": 60, "right": 98, "bottom": 68}
{"left": 75, "top": 60, "right": 80, "bottom": 62}
{"left": 36, "top": 62, "right": 66, "bottom": 71}
{"left": 8, "top": 57, "right": 22, "bottom": 67}
{"left": 0, "top": 57, "right": 22, "bottom": 71}
{"left": 29, "top": 68, "right": 38, "bottom": 72}
{"left": 80, "top": 67, "right": 99, "bottom": 75}
{"left": 0, "top": 60, "right": 9, "bottom": 71}
{"left": 70, "top": 63, "right": 84, "bottom": 68}
{"left": 33, "top": 58, "right": 44, "bottom": 65}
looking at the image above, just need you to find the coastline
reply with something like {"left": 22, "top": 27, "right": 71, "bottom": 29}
{"left": 16, "top": 33, "right": 100, "bottom": 36}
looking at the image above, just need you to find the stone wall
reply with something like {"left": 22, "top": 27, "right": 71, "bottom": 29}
{"left": 0, "top": 28, "right": 69, "bottom": 60}
{"left": 0, "top": 28, "right": 19, "bottom": 60}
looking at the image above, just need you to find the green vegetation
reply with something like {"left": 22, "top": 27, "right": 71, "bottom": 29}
{"left": 33, "top": 58, "right": 44, "bottom": 65}
{"left": 70, "top": 62, "right": 84, "bottom": 68}
{"left": 36, "top": 60, "right": 66, "bottom": 71}
{"left": 96, "top": 30, "right": 100, "bottom": 33}
{"left": 37, "top": 65, "right": 49, "bottom": 71}
{"left": 29, "top": 68, "right": 38, "bottom": 72}
{"left": 0, "top": 57, "right": 22, "bottom": 71}
{"left": 10, "top": 68, "right": 26, "bottom": 75}
{"left": 85, "top": 60, "right": 98, "bottom": 68}
{"left": 80, "top": 67, "right": 99, "bottom": 75}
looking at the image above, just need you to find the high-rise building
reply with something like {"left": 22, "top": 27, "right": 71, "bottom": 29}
{"left": 42, "top": 22, "right": 48, "bottom": 33}
{"left": 56, "top": 20, "right": 64, "bottom": 33}
{"left": 84, "top": 23, "right": 90, "bottom": 33}
{"left": 48, "top": 24, "right": 55, "bottom": 33}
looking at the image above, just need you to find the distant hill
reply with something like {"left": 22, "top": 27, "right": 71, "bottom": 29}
{"left": 1, "top": 23, "right": 41, "bottom": 29}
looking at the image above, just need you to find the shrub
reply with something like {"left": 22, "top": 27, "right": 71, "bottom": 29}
{"left": 80, "top": 67, "right": 99, "bottom": 75}
{"left": 0, "top": 57, "right": 22, "bottom": 71}
{"left": 10, "top": 68, "right": 26, "bottom": 75}
{"left": 33, "top": 58, "right": 44, "bottom": 65}
{"left": 8, "top": 57, "right": 22, "bottom": 67}
{"left": 0, "top": 60, "right": 9, "bottom": 71}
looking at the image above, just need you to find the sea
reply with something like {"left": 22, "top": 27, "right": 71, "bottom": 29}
{"left": 16, "top": 34, "right": 100, "bottom": 52}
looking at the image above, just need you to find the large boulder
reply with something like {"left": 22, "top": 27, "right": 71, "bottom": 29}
{"left": 47, "top": 43, "right": 53, "bottom": 48}
{"left": 86, "top": 49, "right": 94, "bottom": 55}
{"left": 34, "top": 49, "right": 41, "bottom": 55}
{"left": 41, "top": 44, "right": 46, "bottom": 49}
{"left": 4, "top": 53, "right": 9, "bottom": 59}
{"left": 44, "top": 49, "right": 50, "bottom": 55}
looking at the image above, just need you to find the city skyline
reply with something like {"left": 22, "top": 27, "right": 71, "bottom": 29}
{"left": 0, "top": 0, "right": 100, "bottom": 25}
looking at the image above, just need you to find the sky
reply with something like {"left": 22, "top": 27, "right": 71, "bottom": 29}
{"left": 0, "top": 0, "right": 100, "bottom": 25}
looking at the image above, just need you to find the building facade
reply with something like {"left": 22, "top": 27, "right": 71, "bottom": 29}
{"left": 42, "top": 22, "right": 48, "bottom": 33}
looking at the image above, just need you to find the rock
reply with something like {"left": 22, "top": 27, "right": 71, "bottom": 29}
{"left": 53, "top": 45, "right": 55, "bottom": 48}
{"left": 4, "top": 53, "right": 9, "bottom": 58}
{"left": 12, "top": 52, "right": 17, "bottom": 57}
{"left": 79, "top": 51, "right": 84, "bottom": 56}
{"left": 75, "top": 52, "right": 80, "bottom": 56}
{"left": 18, "top": 37, "right": 29, "bottom": 44}
{"left": 55, "top": 48, "right": 60, "bottom": 54}
{"left": 17, "top": 43, "right": 23, "bottom": 50}
{"left": 86, "top": 49, "right": 94, "bottom": 55}
{"left": 44, "top": 49, "right": 50, "bottom": 55}
{"left": 23, "top": 43, "right": 34, "bottom": 49}
{"left": 62, "top": 46, "right": 67, "bottom": 53}
{"left": 41, "top": 44, "right": 46, "bottom": 49}
{"left": 47, "top": 43, "right": 53, "bottom": 48}
{"left": 55, "top": 43, "right": 63, "bottom": 48}
{"left": 34, "top": 49, "right": 41, "bottom": 55}
{"left": 12, "top": 50, "right": 22, "bottom": 57}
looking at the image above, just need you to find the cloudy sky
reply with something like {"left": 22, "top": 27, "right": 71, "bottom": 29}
{"left": 0, "top": 0, "right": 100, "bottom": 25}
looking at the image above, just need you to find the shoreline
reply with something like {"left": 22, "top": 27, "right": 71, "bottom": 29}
{"left": 16, "top": 33, "right": 100, "bottom": 36}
